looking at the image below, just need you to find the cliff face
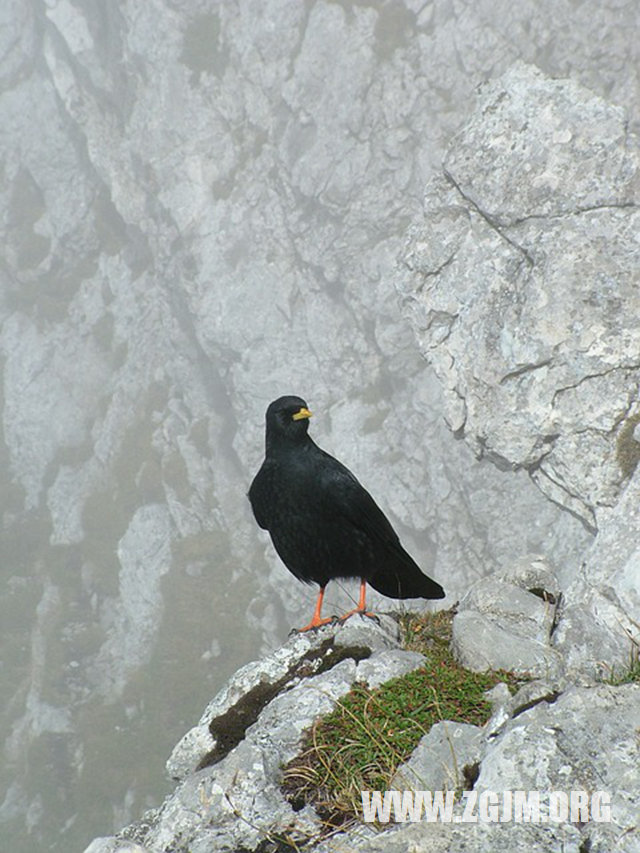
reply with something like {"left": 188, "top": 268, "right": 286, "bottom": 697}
{"left": 400, "top": 62, "right": 640, "bottom": 534}
{"left": 85, "top": 65, "right": 640, "bottom": 853}
{"left": 400, "top": 62, "right": 640, "bottom": 681}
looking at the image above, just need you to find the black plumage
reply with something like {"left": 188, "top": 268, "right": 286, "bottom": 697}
{"left": 249, "top": 395, "right": 445, "bottom": 631}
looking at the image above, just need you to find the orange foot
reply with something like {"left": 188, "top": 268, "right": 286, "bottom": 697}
{"left": 338, "top": 579, "right": 380, "bottom": 624}
{"left": 290, "top": 585, "right": 337, "bottom": 634}
{"left": 291, "top": 614, "right": 337, "bottom": 634}
{"left": 339, "top": 607, "right": 379, "bottom": 624}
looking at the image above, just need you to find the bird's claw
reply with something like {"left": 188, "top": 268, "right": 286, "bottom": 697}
{"left": 339, "top": 609, "right": 380, "bottom": 625}
{"left": 289, "top": 615, "right": 339, "bottom": 636}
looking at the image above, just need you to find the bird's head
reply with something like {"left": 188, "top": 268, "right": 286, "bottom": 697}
{"left": 265, "top": 395, "right": 312, "bottom": 449}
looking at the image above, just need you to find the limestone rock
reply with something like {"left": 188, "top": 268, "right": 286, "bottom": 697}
{"left": 483, "top": 681, "right": 514, "bottom": 737}
{"left": 400, "top": 60, "right": 640, "bottom": 680}
{"left": 399, "top": 62, "right": 640, "bottom": 532}
{"left": 313, "top": 820, "right": 583, "bottom": 853}
{"left": 477, "top": 683, "right": 640, "bottom": 852}
{"left": 553, "top": 466, "right": 640, "bottom": 678}
{"left": 84, "top": 841, "right": 149, "bottom": 853}
{"left": 451, "top": 555, "right": 563, "bottom": 678}
{"left": 508, "top": 679, "right": 562, "bottom": 717}
{"left": 167, "top": 614, "right": 405, "bottom": 781}
{"left": 392, "top": 720, "right": 484, "bottom": 792}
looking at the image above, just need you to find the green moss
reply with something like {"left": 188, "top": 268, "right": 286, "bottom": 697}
{"left": 198, "top": 641, "right": 371, "bottom": 771}
{"left": 615, "top": 411, "right": 640, "bottom": 480}
{"left": 282, "top": 609, "right": 524, "bottom": 823}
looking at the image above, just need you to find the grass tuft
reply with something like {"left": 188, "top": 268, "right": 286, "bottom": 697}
{"left": 604, "top": 659, "right": 640, "bottom": 686}
{"left": 282, "top": 608, "right": 524, "bottom": 825}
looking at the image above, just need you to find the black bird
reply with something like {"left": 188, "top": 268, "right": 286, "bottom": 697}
{"left": 249, "top": 395, "right": 445, "bottom": 631}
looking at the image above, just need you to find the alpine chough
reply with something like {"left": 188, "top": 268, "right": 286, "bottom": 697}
{"left": 249, "top": 395, "right": 445, "bottom": 631}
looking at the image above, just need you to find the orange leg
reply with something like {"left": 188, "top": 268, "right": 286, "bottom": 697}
{"left": 339, "top": 579, "right": 377, "bottom": 622}
{"left": 294, "top": 586, "right": 336, "bottom": 632}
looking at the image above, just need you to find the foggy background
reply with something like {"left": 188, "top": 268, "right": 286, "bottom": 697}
{"left": 1, "top": 1, "right": 637, "bottom": 851}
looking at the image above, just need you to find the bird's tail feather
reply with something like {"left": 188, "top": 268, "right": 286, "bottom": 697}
{"left": 369, "top": 554, "right": 444, "bottom": 600}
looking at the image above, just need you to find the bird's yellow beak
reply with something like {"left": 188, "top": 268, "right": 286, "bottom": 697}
{"left": 292, "top": 406, "right": 312, "bottom": 421}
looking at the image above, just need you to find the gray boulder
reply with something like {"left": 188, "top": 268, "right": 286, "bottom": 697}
{"left": 392, "top": 720, "right": 483, "bottom": 792}
{"left": 477, "top": 683, "right": 640, "bottom": 852}
{"left": 452, "top": 555, "right": 563, "bottom": 679}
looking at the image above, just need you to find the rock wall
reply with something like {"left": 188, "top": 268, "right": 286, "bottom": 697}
{"left": 400, "top": 62, "right": 640, "bottom": 533}
{"left": 400, "top": 62, "right": 640, "bottom": 679}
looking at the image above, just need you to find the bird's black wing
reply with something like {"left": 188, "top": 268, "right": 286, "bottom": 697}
{"left": 314, "top": 447, "right": 445, "bottom": 600}
{"left": 315, "top": 449, "right": 402, "bottom": 547}
{"left": 248, "top": 461, "right": 273, "bottom": 530}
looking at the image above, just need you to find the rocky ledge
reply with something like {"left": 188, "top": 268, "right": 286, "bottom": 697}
{"left": 85, "top": 63, "right": 640, "bottom": 853}
{"left": 84, "top": 599, "right": 639, "bottom": 853}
